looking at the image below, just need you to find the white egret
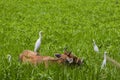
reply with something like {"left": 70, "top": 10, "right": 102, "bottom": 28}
{"left": 34, "top": 31, "right": 42, "bottom": 53}
{"left": 101, "top": 51, "right": 107, "bottom": 69}
{"left": 93, "top": 39, "right": 99, "bottom": 53}
{"left": 7, "top": 54, "right": 11, "bottom": 63}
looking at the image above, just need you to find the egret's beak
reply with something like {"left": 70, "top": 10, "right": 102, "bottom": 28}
{"left": 93, "top": 39, "right": 95, "bottom": 42}
{"left": 39, "top": 31, "right": 43, "bottom": 36}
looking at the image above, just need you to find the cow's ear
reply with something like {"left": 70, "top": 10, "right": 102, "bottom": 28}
{"left": 64, "top": 51, "right": 67, "bottom": 55}
{"left": 68, "top": 52, "right": 71, "bottom": 56}
{"left": 54, "top": 54, "right": 61, "bottom": 58}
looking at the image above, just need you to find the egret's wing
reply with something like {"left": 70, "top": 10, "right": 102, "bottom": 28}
{"left": 34, "top": 38, "right": 41, "bottom": 52}
{"left": 101, "top": 52, "right": 107, "bottom": 69}
{"left": 94, "top": 45, "right": 99, "bottom": 52}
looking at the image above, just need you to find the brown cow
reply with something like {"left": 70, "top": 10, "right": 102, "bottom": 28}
{"left": 19, "top": 50, "right": 72, "bottom": 68}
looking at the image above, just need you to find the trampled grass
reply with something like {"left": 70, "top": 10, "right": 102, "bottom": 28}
{"left": 0, "top": 0, "right": 120, "bottom": 80}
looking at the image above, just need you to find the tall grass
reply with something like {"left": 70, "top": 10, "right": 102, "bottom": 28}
{"left": 0, "top": 0, "right": 120, "bottom": 80}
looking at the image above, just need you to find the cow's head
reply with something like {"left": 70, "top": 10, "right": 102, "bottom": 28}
{"left": 55, "top": 50, "right": 83, "bottom": 65}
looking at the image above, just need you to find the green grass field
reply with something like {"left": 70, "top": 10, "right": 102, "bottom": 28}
{"left": 0, "top": 0, "right": 120, "bottom": 80}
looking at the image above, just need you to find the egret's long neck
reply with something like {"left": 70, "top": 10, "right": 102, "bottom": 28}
{"left": 93, "top": 41, "right": 96, "bottom": 45}
{"left": 39, "top": 33, "right": 42, "bottom": 40}
{"left": 8, "top": 55, "right": 11, "bottom": 62}
{"left": 104, "top": 53, "right": 106, "bottom": 59}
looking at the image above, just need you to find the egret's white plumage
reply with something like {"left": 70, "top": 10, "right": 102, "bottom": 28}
{"left": 7, "top": 54, "right": 11, "bottom": 63}
{"left": 93, "top": 39, "right": 99, "bottom": 53}
{"left": 101, "top": 52, "right": 107, "bottom": 69}
{"left": 34, "top": 31, "right": 42, "bottom": 52}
